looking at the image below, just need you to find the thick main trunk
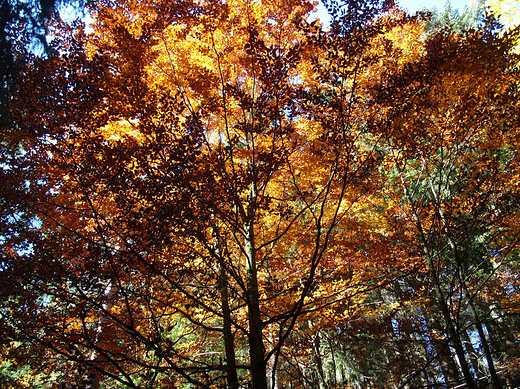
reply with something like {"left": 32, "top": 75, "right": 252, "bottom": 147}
{"left": 213, "top": 228, "right": 240, "bottom": 389}
{"left": 245, "top": 221, "right": 268, "bottom": 389}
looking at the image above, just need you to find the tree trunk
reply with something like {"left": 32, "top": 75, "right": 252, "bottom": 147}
{"left": 212, "top": 226, "right": 240, "bottom": 389}
{"left": 245, "top": 220, "right": 268, "bottom": 389}
{"left": 87, "top": 280, "right": 117, "bottom": 389}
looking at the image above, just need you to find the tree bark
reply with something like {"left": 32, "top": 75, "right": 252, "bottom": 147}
{"left": 245, "top": 219, "right": 268, "bottom": 389}
{"left": 212, "top": 225, "right": 240, "bottom": 389}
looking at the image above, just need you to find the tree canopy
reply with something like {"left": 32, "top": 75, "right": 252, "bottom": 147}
{"left": 1, "top": 0, "right": 520, "bottom": 388}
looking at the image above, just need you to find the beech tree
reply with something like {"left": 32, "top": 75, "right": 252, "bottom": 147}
{"left": 1, "top": 0, "right": 519, "bottom": 388}
{"left": 1, "top": 0, "right": 395, "bottom": 387}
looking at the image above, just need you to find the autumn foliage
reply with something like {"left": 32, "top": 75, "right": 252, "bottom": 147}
{"left": 1, "top": 0, "right": 520, "bottom": 388}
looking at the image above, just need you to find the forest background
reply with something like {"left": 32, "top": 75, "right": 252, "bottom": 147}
{"left": 1, "top": 0, "right": 520, "bottom": 388}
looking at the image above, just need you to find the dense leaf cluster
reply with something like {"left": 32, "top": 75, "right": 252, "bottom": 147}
{"left": 1, "top": 0, "right": 520, "bottom": 388}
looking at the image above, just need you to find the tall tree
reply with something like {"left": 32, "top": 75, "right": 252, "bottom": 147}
{"left": 2, "top": 0, "right": 520, "bottom": 388}
{"left": 1, "top": 0, "right": 395, "bottom": 387}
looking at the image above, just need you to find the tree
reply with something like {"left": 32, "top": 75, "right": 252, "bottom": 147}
{"left": 1, "top": 0, "right": 398, "bottom": 387}
{"left": 367, "top": 12, "right": 520, "bottom": 387}
{"left": 422, "top": 0, "right": 484, "bottom": 33}
{"left": 2, "top": 0, "right": 520, "bottom": 388}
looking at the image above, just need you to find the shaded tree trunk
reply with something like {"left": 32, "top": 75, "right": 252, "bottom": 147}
{"left": 245, "top": 219, "right": 268, "bottom": 389}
